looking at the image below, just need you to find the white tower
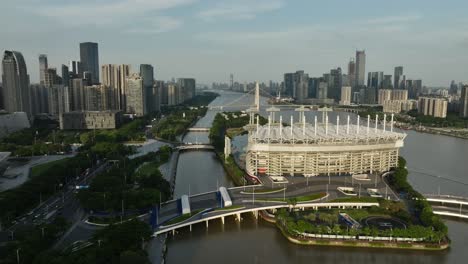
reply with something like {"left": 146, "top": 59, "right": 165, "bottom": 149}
{"left": 255, "top": 82, "right": 260, "bottom": 111}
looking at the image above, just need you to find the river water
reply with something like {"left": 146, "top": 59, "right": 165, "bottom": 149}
{"left": 158, "top": 91, "right": 468, "bottom": 264}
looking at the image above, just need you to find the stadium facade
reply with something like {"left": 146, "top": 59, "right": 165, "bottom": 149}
{"left": 244, "top": 108, "right": 406, "bottom": 177}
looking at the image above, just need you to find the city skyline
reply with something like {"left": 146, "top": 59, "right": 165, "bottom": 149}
{"left": 1, "top": 0, "right": 468, "bottom": 86}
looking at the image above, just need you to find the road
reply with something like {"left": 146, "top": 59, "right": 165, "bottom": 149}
{"left": 0, "top": 161, "right": 110, "bottom": 244}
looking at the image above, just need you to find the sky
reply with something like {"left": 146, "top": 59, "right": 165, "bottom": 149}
{"left": 1, "top": 0, "right": 468, "bottom": 86}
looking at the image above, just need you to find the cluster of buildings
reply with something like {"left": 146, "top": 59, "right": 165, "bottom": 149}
{"left": 0, "top": 43, "right": 196, "bottom": 130}
{"left": 279, "top": 51, "right": 424, "bottom": 107}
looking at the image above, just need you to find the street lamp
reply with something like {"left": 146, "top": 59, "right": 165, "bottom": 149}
{"left": 16, "top": 248, "right": 20, "bottom": 264}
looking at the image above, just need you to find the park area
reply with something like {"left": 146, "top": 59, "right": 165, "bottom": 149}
{"left": 276, "top": 195, "right": 447, "bottom": 246}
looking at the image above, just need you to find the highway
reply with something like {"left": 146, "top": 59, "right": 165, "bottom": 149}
{"left": 0, "top": 161, "right": 110, "bottom": 244}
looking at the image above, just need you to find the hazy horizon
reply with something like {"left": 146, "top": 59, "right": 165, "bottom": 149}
{"left": 1, "top": 0, "right": 467, "bottom": 86}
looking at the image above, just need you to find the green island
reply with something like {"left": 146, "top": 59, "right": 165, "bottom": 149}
{"left": 272, "top": 158, "right": 449, "bottom": 250}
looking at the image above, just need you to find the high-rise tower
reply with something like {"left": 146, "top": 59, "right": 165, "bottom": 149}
{"left": 79, "top": 42, "right": 99, "bottom": 84}
{"left": 394, "top": 66, "right": 403, "bottom": 90}
{"left": 1, "top": 50, "right": 31, "bottom": 117}
{"left": 355, "top": 50, "right": 366, "bottom": 87}
{"left": 39, "top": 54, "right": 48, "bottom": 86}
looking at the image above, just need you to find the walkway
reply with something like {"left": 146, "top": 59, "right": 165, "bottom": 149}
{"left": 424, "top": 194, "right": 468, "bottom": 219}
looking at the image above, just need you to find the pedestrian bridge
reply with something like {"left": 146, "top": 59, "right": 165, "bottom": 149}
{"left": 151, "top": 189, "right": 468, "bottom": 237}
{"left": 187, "top": 127, "right": 211, "bottom": 132}
{"left": 175, "top": 144, "right": 215, "bottom": 151}
{"left": 152, "top": 185, "right": 379, "bottom": 236}
{"left": 154, "top": 200, "right": 378, "bottom": 236}
{"left": 424, "top": 194, "right": 468, "bottom": 220}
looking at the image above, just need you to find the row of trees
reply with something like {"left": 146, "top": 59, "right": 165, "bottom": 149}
{"left": 0, "top": 217, "right": 69, "bottom": 264}
{"left": 18, "top": 220, "right": 152, "bottom": 264}
{"left": 77, "top": 148, "right": 171, "bottom": 214}
{"left": 387, "top": 157, "right": 448, "bottom": 236}
{"left": 407, "top": 110, "right": 468, "bottom": 128}
{"left": 209, "top": 112, "right": 267, "bottom": 151}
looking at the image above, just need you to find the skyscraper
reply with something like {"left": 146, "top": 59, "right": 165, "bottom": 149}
{"left": 339, "top": 86, "right": 352, "bottom": 105}
{"left": 292, "top": 71, "right": 308, "bottom": 103}
{"left": 61, "top": 64, "right": 69, "bottom": 87}
{"left": 328, "top": 67, "right": 342, "bottom": 102}
{"left": 141, "top": 64, "right": 158, "bottom": 113}
{"left": 367, "top": 71, "right": 383, "bottom": 103}
{"left": 101, "top": 64, "right": 130, "bottom": 110}
{"left": 178, "top": 78, "right": 196, "bottom": 102}
{"left": 44, "top": 68, "right": 59, "bottom": 88}
{"left": 69, "top": 60, "right": 82, "bottom": 77}
{"left": 383, "top": 75, "right": 393, "bottom": 89}
{"left": 79, "top": 42, "right": 99, "bottom": 84}
{"left": 70, "top": 78, "right": 85, "bottom": 111}
{"left": 283, "top": 73, "right": 294, "bottom": 97}
{"left": 1, "top": 50, "right": 31, "bottom": 117}
{"left": 449, "top": 80, "right": 458, "bottom": 95}
{"left": 460, "top": 85, "right": 468, "bottom": 118}
{"left": 394, "top": 66, "right": 403, "bottom": 89}
{"left": 355, "top": 50, "right": 366, "bottom": 87}
{"left": 39, "top": 54, "right": 48, "bottom": 86}
{"left": 347, "top": 58, "right": 355, "bottom": 89}
{"left": 126, "top": 74, "right": 145, "bottom": 116}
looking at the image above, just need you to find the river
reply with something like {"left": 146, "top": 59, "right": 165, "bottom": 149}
{"left": 156, "top": 91, "right": 468, "bottom": 264}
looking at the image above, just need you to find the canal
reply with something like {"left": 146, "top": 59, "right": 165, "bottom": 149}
{"left": 158, "top": 91, "right": 468, "bottom": 264}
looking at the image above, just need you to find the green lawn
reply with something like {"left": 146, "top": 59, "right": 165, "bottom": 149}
{"left": 295, "top": 193, "right": 328, "bottom": 202}
{"left": 242, "top": 187, "right": 285, "bottom": 194}
{"left": 137, "top": 161, "right": 160, "bottom": 176}
{"left": 164, "top": 210, "right": 202, "bottom": 225}
{"left": 214, "top": 205, "right": 245, "bottom": 211}
{"left": 31, "top": 158, "right": 70, "bottom": 178}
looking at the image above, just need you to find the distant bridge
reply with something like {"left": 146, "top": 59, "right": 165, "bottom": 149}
{"left": 175, "top": 144, "right": 215, "bottom": 151}
{"left": 187, "top": 127, "right": 210, "bottom": 132}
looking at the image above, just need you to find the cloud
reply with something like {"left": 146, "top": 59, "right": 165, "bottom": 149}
{"left": 29, "top": 0, "right": 195, "bottom": 27}
{"left": 124, "top": 16, "right": 183, "bottom": 34}
{"left": 362, "top": 14, "right": 422, "bottom": 25}
{"left": 197, "top": 0, "right": 285, "bottom": 22}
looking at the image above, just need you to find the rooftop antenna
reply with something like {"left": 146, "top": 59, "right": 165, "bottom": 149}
{"left": 314, "top": 116, "right": 317, "bottom": 136}
{"left": 303, "top": 116, "right": 306, "bottom": 136}
{"left": 357, "top": 115, "right": 360, "bottom": 134}
{"left": 290, "top": 116, "right": 293, "bottom": 136}
{"left": 256, "top": 115, "right": 259, "bottom": 136}
{"left": 383, "top": 114, "right": 387, "bottom": 132}
{"left": 346, "top": 115, "right": 350, "bottom": 134}
{"left": 336, "top": 116, "right": 340, "bottom": 135}
{"left": 325, "top": 115, "right": 329, "bottom": 135}
{"left": 268, "top": 116, "right": 271, "bottom": 139}
{"left": 391, "top": 114, "right": 394, "bottom": 132}
{"left": 279, "top": 115, "right": 283, "bottom": 137}
{"left": 375, "top": 114, "right": 378, "bottom": 133}
{"left": 367, "top": 115, "right": 370, "bottom": 135}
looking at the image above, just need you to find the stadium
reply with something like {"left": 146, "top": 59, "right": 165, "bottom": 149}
{"left": 244, "top": 109, "right": 406, "bottom": 178}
